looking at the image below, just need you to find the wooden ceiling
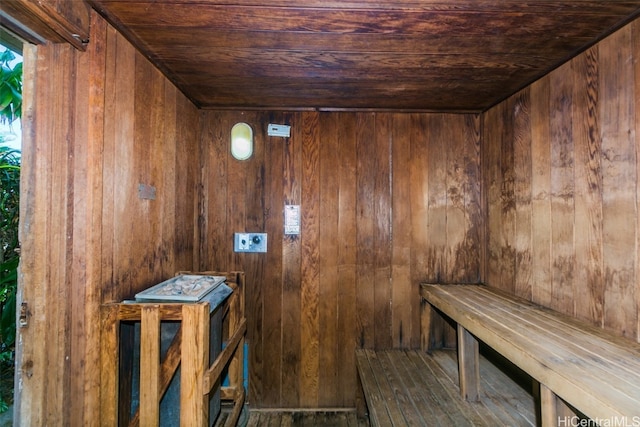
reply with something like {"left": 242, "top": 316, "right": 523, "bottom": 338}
{"left": 88, "top": 1, "right": 640, "bottom": 112}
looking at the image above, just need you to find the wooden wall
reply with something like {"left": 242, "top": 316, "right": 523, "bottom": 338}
{"left": 17, "top": 10, "right": 199, "bottom": 425}
{"left": 197, "top": 111, "right": 482, "bottom": 408}
{"left": 483, "top": 19, "right": 640, "bottom": 342}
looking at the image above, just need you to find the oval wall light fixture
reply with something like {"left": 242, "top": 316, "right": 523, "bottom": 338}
{"left": 230, "top": 122, "right": 253, "bottom": 160}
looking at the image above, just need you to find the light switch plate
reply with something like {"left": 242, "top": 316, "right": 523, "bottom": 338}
{"left": 267, "top": 123, "right": 291, "bottom": 138}
{"left": 234, "top": 233, "right": 267, "bottom": 253}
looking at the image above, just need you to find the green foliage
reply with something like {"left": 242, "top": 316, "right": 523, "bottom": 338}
{"left": 0, "top": 140, "right": 18, "bottom": 349}
{"left": 0, "top": 137, "right": 19, "bottom": 413}
{"left": 0, "top": 50, "right": 22, "bottom": 126}
{"left": 0, "top": 47, "right": 20, "bottom": 411}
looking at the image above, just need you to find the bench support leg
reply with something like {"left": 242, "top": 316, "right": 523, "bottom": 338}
{"left": 421, "top": 299, "right": 433, "bottom": 352}
{"left": 457, "top": 324, "right": 480, "bottom": 402}
{"left": 539, "top": 383, "right": 558, "bottom": 427}
{"left": 355, "top": 367, "right": 368, "bottom": 419}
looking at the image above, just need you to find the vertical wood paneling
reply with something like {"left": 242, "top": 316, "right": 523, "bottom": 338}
{"left": 133, "top": 57, "right": 154, "bottom": 283}
{"left": 441, "top": 116, "right": 469, "bottom": 282}
{"left": 392, "top": 113, "right": 412, "bottom": 349}
{"left": 300, "top": 111, "right": 320, "bottom": 407}
{"left": 355, "top": 112, "right": 377, "bottom": 351}
{"left": 199, "top": 110, "right": 481, "bottom": 407}
{"left": 426, "top": 115, "right": 448, "bottom": 284}
{"left": 409, "top": 114, "right": 430, "bottom": 348}
{"left": 18, "top": 10, "right": 199, "bottom": 424}
{"left": 176, "top": 93, "right": 199, "bottom": 269}
{"left": 197, "top": 113, "right": 221, "bottom": 269}
{"left": 550, "top": 61, "right": 576, "bottom": 314}
{"left": 572, "top": 47, "right": 604, "bottom": 325}
{"left": 161, "top": 82, "right": 177, "bottom": 274}
{"left": 447, "top": 114, "right": 479, "bottom": 283}
{"left": 460, "top": 114, "right": 482, "bottom": 283}
{"left": 513, "top": 91, "right": 533, "bottom": 300}
{"left": 484, "top": 106, "right": 502, "bottom": 289}
{"left": 111, "top": 29, "right": 136, "bottom": 297}
{"left": 262, "top": 113, "right": 285, "bottom": 406}
{"left": 282, "top": 112, "right": 302, "bottom": 407}
{"left": 336, "top": 113, "right": 358, "bottom": 406}
{"left": 71, "top": 11, "right": 107, "bottom": 423}
{"left": 446, "top": 115, "right": 465, "bottom": 282}
{"left": 599, "top": 25, "right": 637, "bottom": 339}
{"left": 318, "top": 112, "right": 340, "bottom": 405}
{"left": 426, "top": 114, "right": 456, "bottom": 347}
{"left": 46, "top": 43, "right": 73, "bottom": 426}
{"left": 244, "top": 112, "right": 266, "bottom": 408}
{"left": 228, "top": 114, "right": 249, "bottom": 271}
{"left": 373, "top": 114, "right": 393, "bottom": 350}
{"left": 147, "top": 61, "right": 167, "bottom": 281}
{"left": 70, "top": 39, "right": 92, "bottom": 427}
{"left": 100, "top": 23, "right": 118, "bottom": 303}
{"left": 500, "top": 100, "right": 517, "bottom": 294}
{"left": 21, "top": 42, "right": 57, "bottom": 427}
{"left": 483, "top": 20, "right": 640, "bottom": 341}
{"left": 530, "top": 76, "right": 553, "bottom": 307}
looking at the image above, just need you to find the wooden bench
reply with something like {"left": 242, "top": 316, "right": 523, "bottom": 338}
{"left": 421, "top": 283, "right": 640, "bottom": 426}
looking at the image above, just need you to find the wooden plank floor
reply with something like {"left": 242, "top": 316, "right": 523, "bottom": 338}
{"left": 215, "top": 409, "right": 368, "bottom": 426}
{"left": 216, "top": 348, "right": 536, "bottom": 426}
{"left": 246, "top": 410, "right": 368, "bottom": 426}
{"left": 432, "top": 347, "right": 536, "bottom": 426}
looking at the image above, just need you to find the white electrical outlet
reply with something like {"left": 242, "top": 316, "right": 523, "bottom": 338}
{"left": 234, "top": 233, "right": 267, "bottom": 252}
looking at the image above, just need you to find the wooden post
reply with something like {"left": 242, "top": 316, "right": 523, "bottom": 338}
{"left": 540, "top": 383, "right": 558, "bottom": 427}
{"left": 222, "top": 273, "right": 247, "bottom": 427}
{"left": 100, "top": 304, "right": 119, "bottom": 427}
{"left": 140, "top": 305, "right": 161, "bottom": 426}
{"left": 420, "top": 297, "right": 433, "bottom": 352}
{"left": 180, "top": 303, "right": 210, "bottom": 427}
{"left": 228, "top": 275, "right": 245, "bottom": 392}
{"left": 457, "top": 324, "right": 480, "bottom": 402}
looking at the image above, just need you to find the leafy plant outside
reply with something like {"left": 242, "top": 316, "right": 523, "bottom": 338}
{"left": 0, "top": 47, "right": 22, "bottom": 413}
{"left": 0, "top": 140, "right": 19, "bottom": 413}
{"left": 0, "top": 50, "right": 21, "bottom": 126}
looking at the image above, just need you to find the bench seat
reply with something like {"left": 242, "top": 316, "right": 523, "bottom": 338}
{"left": 421, "top": 284, "right": 640, "bottom": 425}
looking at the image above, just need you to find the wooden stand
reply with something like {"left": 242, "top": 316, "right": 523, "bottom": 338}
{"left": 100, "top": 272, "right": 246, "bottom": 427}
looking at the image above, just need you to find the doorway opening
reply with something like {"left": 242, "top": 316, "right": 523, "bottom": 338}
{"left": 0, "top": 29, "right": 23, "bottom": 420}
